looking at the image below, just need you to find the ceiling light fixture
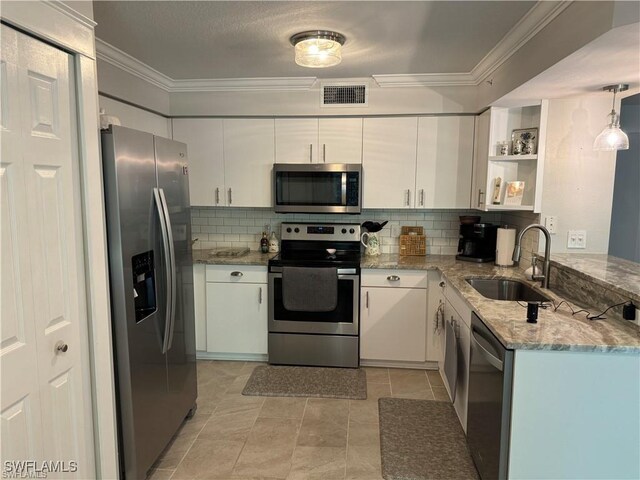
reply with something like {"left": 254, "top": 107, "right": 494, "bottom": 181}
{"left": 593, "top": 84, "right": 630, "bottom": 151}
{"left": 290, "top": 30, "right": 346, "bottom": 68}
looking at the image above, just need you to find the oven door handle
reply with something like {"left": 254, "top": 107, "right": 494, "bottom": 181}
{"left": 471, "top": 327, "right": 503, "bottom": 371}
{"left": 269, "top": 267, "right": 357, "bottom": 275}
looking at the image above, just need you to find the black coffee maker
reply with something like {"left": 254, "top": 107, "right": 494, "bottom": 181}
{"left": 456, "top": 223, "right": 498, "bottom": 263}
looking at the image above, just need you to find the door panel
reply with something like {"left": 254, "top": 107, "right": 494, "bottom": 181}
{"left": 0, "top": 24, "right": 94, "bottom": 477}
{"left": 362, "top": 117, "right": 418, "bottom": 208}
{"left": 154, "top": 136, "right": 197, "bottom": 426}
{"left": 172, "top": 118, "right": 224, "bottom": 206}
{"left": 472, "top": 111, "right": 490, "bottom": 210}
{"left": 275, "top": 118, "right": 319, "bottom": 163}
{"left": 417, "top": 116, "right": 474, "bottom": 208}
{"left": 318, "top": 118, "right": 362, "bottom": 164}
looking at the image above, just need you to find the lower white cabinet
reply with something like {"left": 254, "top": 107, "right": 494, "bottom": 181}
{"left": 441, "top": 281, "right": 472, "bottom": 432}
{"left": 204, "top": 265, "right": 268, "bottom": 357}
{"left": 360, "top": 270, "right": 427, "bottom": 363}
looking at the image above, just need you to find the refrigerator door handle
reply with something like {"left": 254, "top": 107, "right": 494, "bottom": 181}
{"left": 153, "top": 188, "right": 173, "bottom": 354}
{"left": 158, "top": 188, "right": 177, "bottom": 351}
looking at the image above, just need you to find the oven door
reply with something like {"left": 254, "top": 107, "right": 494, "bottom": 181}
{"left": 268, "top": 268, "right": 360, "bottom": 335}
{"left": 273, "top": 163, "right": 361, "bottom": 214}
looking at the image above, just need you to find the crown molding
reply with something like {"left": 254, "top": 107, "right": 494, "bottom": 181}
{"left": 471, "top": 1, "right": 572, "bottom": 83}
{"left": 95, "top": 39, "right": 173, "bottom": 91}
{"left": 96, "top": 1, "right": 572, "bottom": 92}
{"left": 47, "top": 0, "right": 97, "bottom": 29}
{"left": 373, "top": 73, "right": 476, "bottom": 88}
{"left": 171, "top": 77, "right": 317, "bottom": 92}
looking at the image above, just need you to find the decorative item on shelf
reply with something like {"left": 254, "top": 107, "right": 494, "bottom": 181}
{"left": 503, "top": 181, "right": 525, "bottom": 206}
{"left": 593, "top": 84, "right": 630, "bottom": 151}
{"left": 498, "top": 141, "right": 510, "bottom": 156}
{"left": 511, "top": 128, "right": 538, "bottom": 155}
{"left": 268, "top": 231, "right": 280, "bottom": 253}
{"left": 491, "top": 177, "right": 503, "bottom": 205}
{"left": 399, "top": 226, "right": 426, "bottom": 256}
{"left": 260, "top": 232, "right": 269, "bottom": 253}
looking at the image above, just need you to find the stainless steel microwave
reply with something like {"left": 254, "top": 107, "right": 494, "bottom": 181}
{"left": 273, "top": 163, "right": 362, "bottom": 214}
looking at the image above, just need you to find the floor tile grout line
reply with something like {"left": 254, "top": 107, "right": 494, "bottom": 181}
{"left": 344, "top": 397, "right": 352, "bottom": 480}
{"left": 288, "top": 397, "right": 310, "bottom": 478}
{"left": 424, "top": 369, "right": 435, "bottom": 399}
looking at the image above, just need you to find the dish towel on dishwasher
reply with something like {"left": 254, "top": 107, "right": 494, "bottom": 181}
{"left": 444, "top": 319, "right": 458, "bottom": 401}
{"left": 282, "top": 266, "right": 338, "bottom": 312}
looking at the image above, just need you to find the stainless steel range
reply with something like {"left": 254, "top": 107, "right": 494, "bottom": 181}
{"left": 268, "top": 223, "right": 361, "bottom": 368}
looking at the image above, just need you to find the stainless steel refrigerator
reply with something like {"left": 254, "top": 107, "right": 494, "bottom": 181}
{"left": 101, "top": 125, "right": 198, "bottom": 479}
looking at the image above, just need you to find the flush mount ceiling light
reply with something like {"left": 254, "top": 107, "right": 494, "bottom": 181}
{"left": 290, "top": 30, "right": 346, "bottom": 68}
{"left": 593, "top": 84, "right": 630, "bottom": 151}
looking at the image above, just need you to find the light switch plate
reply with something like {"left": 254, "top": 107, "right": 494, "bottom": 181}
{"left": 545, "top": 216, "right": 557, "bottom": 234}
{"left": 567, "top": 230, "right": 587, "bottom": 249}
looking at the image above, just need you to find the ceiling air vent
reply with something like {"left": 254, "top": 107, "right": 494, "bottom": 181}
{"left": 321, "top": 83, "right": 368, "bottom": 107}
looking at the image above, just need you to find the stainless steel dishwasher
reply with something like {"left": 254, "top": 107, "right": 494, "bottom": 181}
{"left": 467, "top": 313, "right": 514, "bottom": 480}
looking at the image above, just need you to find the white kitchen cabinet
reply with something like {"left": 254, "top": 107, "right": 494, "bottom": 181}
{"left": 172, "top": 118, "right": 225, "bottom": 206}
{"left": 441, "top": 280, "right": 472, "bottom": 433}
{"left": 362, "top": 117, "right": 418, "bottom": 208}
{"left": 471, "top": 110, "right": 490, "bottom": 209}
{"left": 275, "top": 118, "right": 319, "bottom": 163}
{"left": 416, "top": 116, "right": 474, "bottom": 208}
{"left": 205, "top": 265, "right": 268, "bottom": 356}
{"left": 360, "top": 269, "right": 427, "bottom": 363}
{"left": 318, "top": 117, "right": 363, "bottom": 164}
{"left": 193, "top": 264, "right": 207, "bottom": 351}
{"left": 223, "top": 118, "right": 275, "bottom": 207}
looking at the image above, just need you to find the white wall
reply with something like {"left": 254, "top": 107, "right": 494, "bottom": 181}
{"left": 99, "top": 95, "right": 171, "bottom": 138}
{"left": 169, "top": 81, "right": 478, "bottom": 116}
{"left": 539, "top": 94, "right": 619, "bottom": 254}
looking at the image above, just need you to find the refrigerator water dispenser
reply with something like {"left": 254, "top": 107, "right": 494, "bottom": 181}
{"left": 132, "top": 250, "right": 157, "bottom": 322}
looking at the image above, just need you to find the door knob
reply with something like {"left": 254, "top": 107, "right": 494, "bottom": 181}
{"left": 55, "top": 341, "right": 69, "bottom": 354}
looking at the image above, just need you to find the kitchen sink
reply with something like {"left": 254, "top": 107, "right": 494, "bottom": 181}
{"left": 466, "top": 278, "right": 551, "bottom": 302}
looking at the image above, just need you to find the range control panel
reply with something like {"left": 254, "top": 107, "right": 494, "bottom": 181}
{"left": 281, "top": 223, "right": 361, "bottom": 242}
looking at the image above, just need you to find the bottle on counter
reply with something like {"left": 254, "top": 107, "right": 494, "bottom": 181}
{"left": 268, "top": 231, "right": 279, "bottom": 253}
{"left": 260, "top": 232, "right": 269, "bottom": 253}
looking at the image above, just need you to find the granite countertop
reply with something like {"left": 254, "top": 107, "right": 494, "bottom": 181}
{"left": 548, "top": 253, "right": 640, "bottom": 304}
{"left": 195, "top": 250, "right": 639, "bottom": 353}
{"left": 192, "top": 249, "right": 274, "bottom": 265}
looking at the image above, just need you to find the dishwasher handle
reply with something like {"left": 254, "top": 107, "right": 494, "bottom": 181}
{"left": 471, "top": 327, "right": 504, "bottom": 371}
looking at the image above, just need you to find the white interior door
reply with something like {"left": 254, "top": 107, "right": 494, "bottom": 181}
{"left": 0, "top": 25, "right": 94, "bottom": 477}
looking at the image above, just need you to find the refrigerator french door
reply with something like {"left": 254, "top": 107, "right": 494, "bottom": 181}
{"left": 102, "top": 126, "right": 197, "bottom": 479}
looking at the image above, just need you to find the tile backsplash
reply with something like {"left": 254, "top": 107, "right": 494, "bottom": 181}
{"left": 191, "top": 207, "right": 509, "bottom": 255}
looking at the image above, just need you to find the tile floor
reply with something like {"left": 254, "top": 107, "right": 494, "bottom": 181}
{"left": 147, "top": 361, "right": 450, "bottom": 480}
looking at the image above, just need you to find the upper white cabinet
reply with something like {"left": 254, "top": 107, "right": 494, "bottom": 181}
{"left": 275, "top": 117, "right": 363, "bottom": 164}
{"left": 172, "top": 118, "right": 225, "bottom": 206}
{"left": 416, "top": 116, "right": 474, "bottom": 209}
{"left": 362, "top": 117, "right": 418, "bottom": 208}
{"left": 472, "top": 103, "right": 548, "bottom": 213}
{"left": 223, "top": 119, "right": 274, "bottom": 207}
{"left": 275, "top": 118, "right": 319, "bottom": 163}
{"left": 318, "top": 118, "right": 363, "bottom": 164}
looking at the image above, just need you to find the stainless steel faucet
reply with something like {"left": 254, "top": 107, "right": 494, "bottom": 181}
{"left": 512, "top": 223, "right": 551, "bottom": 289}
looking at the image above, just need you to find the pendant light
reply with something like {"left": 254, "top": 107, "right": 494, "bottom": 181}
{"left": 290, "top": 31, "right": 346, "bottom": 68}
{"left": 593, "top": 84, "right": 630, "bottom": 151}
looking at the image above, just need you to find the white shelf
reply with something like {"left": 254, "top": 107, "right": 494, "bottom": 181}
{"left": 489, "top": 154, "right": 537, "bottom": 161}
{"left": 486, "top": 204, "right": 535, "bottom": 211}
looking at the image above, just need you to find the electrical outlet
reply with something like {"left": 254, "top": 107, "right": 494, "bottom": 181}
{"left": 567, "top": 230, "right": 587, "bottom": 249}
{"left": 544, "top": 216, "right": 557, "bottom": 234}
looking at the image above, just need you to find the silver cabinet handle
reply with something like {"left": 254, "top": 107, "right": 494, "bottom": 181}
{"left": 405, "top": 189, "right": 411, "bottom": 206}
{"left": 259, "top": 287, "right": 263, "bottom": 304}
{"left": 309, "top": 144, "right": 313, "bottom": 163}
{"left": 323, "top": 144, "right": 326, "bottom": 163}
{"left": 230, "top": 271, "right": 243, "bottom": 277}
{"left": 215, "top": 187, "right": 220, "bottom": 205}
{"left": 365, "top": 291, "right": 369, "bottom": 309}
{"left": 387, "top": 275, "right": 401, "bottom": 282}
{"left": 420, "top": 189, "right": 425, "bottom": 207}
{"left": 228, "top": 188, "right": 232, "bottom": 205}
{"left": 478, "top": 189, "right": 485, "bottom": 207}
{"left": 55, "top": 341, "right": 68, "bottom": 354}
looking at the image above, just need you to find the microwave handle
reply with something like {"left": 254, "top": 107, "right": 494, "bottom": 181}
{"left": 341, "top": 172, "right": 347, "bottom": 205}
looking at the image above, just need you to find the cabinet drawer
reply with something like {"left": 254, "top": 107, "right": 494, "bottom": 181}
{"left": 361, "top": 269, "right": 427, "bottom": 289}
{"left": 205, "top": 265, "right": 268, "bottom": 283}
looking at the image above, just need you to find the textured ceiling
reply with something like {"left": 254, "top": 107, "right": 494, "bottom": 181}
{"left": 94, "top": 1, "right": 536, "bottom": 79}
